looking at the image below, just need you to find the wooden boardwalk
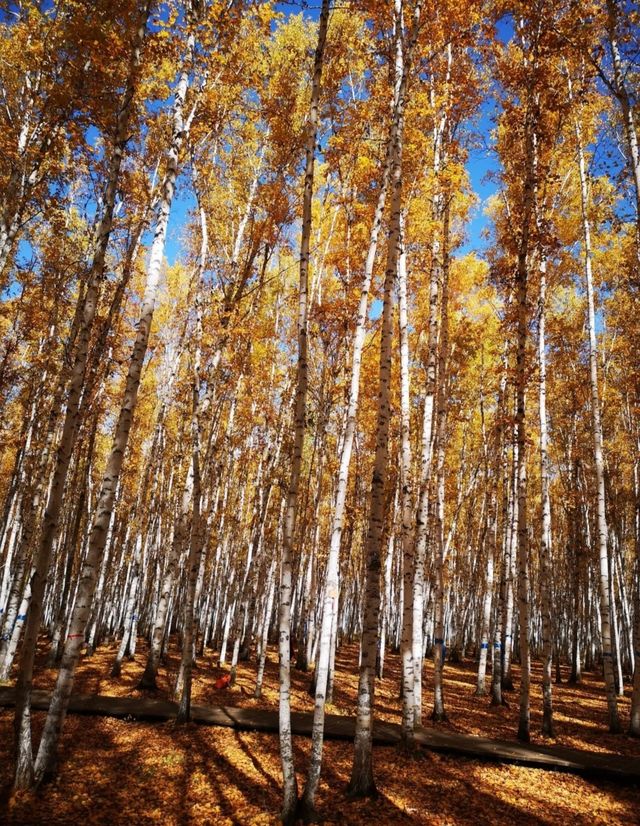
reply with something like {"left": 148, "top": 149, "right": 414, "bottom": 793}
{"left": 1, "top": 686, "right": 639, "bottom": 783}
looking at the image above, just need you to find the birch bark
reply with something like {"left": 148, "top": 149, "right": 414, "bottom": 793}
{"left": 568, "top": 72, "right": 621, "bottom": 733}
{"left": 477, "top": 375, "right": 503, "bottom": 697}
{"left": 176, "top": 149, "right": 209, "bottom": 723}
{"left": 605, "top": 0, "right": 640, "bottom": 734}
{"left": 300, "top": 55, "right": 398, "bottom": 818}
{"left": 537, "top": 254, "right": 554, "bottom": 736}
{"left": 12, "top": 6, "right": 151, "bottom": 789}
{"left": 348, "top": 0, "right": 422, "bottom": 797}
{"left": 278, "top": 3, "right": 329, "bottom": 820}
{"left": 512, "top": 15, "right": 538, "bottom": 741}
{"left": 409, "top": 41, "right": 451, "bottom": 728}
{"left": 33, "top": 31, "right": 197, "bottom": 781}
{"left": 432, "top": 202, "right": 450, "bottom": 723}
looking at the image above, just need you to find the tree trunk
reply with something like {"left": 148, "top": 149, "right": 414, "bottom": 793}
{"left": 409, "top": 41, "right": 452, "bottom": 729}
{"left": 300, "top": 45, "right": 399, "bottom": 815}
{"left": 278, "top": 4, "right": 329, "bottom": 821}
{"left": 514, "top": 61, "right": 535, "bottom": 743}
{"left": 32, "top": 34, "right": 195, "bottom": 782}
{"left": 348, "top": 0, "right": 418, "bottom": 797}
{"left": 397, "top": 209, "right": 416, "bottom": 739}
{"left": 432, "top": 201, "right": 451, "bottom": 723}
{"left": 12, "top": 6, "right": 151, "bottom": 789}
{"left": 537, "top": 255, "right": 554, "bottom": 736}
{"left": 630, "top": 440, "right": 640, "bottom": 735}
{"left": 569, "top": 74, "right": 621, "bottom": 734}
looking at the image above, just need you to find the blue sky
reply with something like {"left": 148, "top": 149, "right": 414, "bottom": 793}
{"left": 459, "top": 107, "right": 499, "bottom": 258}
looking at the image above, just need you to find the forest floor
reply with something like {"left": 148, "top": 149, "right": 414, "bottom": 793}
{"left": 1, "top": 639, "right": 639, "bottom": 825}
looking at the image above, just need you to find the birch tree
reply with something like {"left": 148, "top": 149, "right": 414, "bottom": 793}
{"left": 12, "top": 4, "right": 153, "bottom": 788}
{"left": 278, "top": 2, "right": 330, "bottom": 821}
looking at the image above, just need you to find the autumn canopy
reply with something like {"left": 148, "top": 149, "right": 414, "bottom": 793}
{"left": 0, "top": 0, "right": 639, "bottom": 823}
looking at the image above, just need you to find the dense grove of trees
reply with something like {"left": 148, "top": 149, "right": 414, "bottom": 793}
{"left": 0, "top": 0, "right": 639, "bottom": 821}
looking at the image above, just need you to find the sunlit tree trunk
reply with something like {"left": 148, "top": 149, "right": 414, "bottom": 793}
{"left": 296, "top": 368, "right": 329, "bottom": 674}
{"left": 0, "top": 568, "right": 32, "bottom": 682}
{"left": 533, "top": 125, "right": 554, "bottom": 735}
{"left": 348, "top": 163, "right": 396, "bottom": 799}
{"left": 348, "top": 0, "right": 421, "bottom": 797}
{"left": 630, "top": 438, "right": 640, "bottom": 735}
{"left": 569, "top": 74, "right": 621, "bottom": 734}
{"left": 139, "top": 427, "right": 186, "bottom": 690}
{"left": 111, "top": 534, "right": 143, "bottom": 678}
{"left": 378, "top": 492, "right": 397, "bottom": 680}
{"left": 537, "top": 254, "right": 554, "bottom": 736}
{"left": 176, "top": 193, "right": 207, "bottom": 723}
{"left": 514, "top": 184, "right": 532, "bottom": 744}
{"left": 409, "top": 41, "right": 451, "bottom": 729}
{"left": 432, "top": 202, "right": 450, "bottom": 723}
{"left": 300, "top": 146, "right": 391, "bottom": 817}
{"left": 12, "top": 6, "right": 151, "bottom": 789}
{"left": 278, "top": 3, "right": 329, "bottom": 821}
{"left": 606, "top": 0, "right": 640, "bottom": 736}
{"left": 397, "top": 210, "right": 416, "bottom": 740}
{"left": 477, "top": 375, "right": 502, "bottom": 697}
{"left": 501, "top": 444, "right": 517, "bottom": 692}
{"left": 513, "top": 55, "right": 535, "bottom": 742}
{"left": 32, "top": 34, "right": 195, "bottom": 782}
{"left": 255, "top": 558, "right": 277, "bottom": 699}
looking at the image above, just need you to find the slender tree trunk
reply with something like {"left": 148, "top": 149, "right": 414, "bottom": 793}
{"left": 630, "top": 440, "right": 640, "bottom": 734}
{"left": 432, "top": 202, "right": 450, "bottom": 723}
{"left": 477, "top": 486, "right": 497, "bottom": 696}
{"left": 491, "top": 365, "right": 510, "bottom": 707}
{"left": 12, "top": 7, "right": 151, "bottom": 789}
{"left": 32, "top": 37, "right": 195, "bottom": 782}
{"left": 176, "top": 150, "right": 209, "bottom": 723}
{"left": 409, "top": 42, "right": 451, "bottom": 728}
{"left": 279, "top": 4, "right": 329, "bottom": 821}
{"left": 0, "top": 570, "right": 33, "bottom": 682}
{"left": 111, "top": 534, "right": 143, "bottom": 678}
{"left": 348, "top": 0, "right": 420, "bottom": 797}
{"left": 569, "top": 75, "right": 621, "bottom": 733}
{"left": 255, "top": 559, "right": 277, "bottom": 699}
{"left": 568, "top": 434, "right": 583, "bottom": 685}
{"left": 300, "top": 47, "right": 399, "bottom": 816}
{"left": 537, "top": 256, "right": 554, "bottom": 737}
{"left": 501, "top": 448, "right": 517, "bottom": 692}
{"left": 514, "top": 74, "right": 535, "bottom": 744}
{"left": 606, "top": 2, "right": 640, "bottom": 730}
{"left": 396, "top": 209, "right": 416, "bottom": 740}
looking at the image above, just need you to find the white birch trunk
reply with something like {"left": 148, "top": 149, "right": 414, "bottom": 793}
{"left": 397, "top": 209, "right": 416, "bottom": 740}
{"left": 409, "top": 41, "right": 452, "bottom": 725}
{"left": 348, "top": 0, "right": 419, "bottom": 796}
{"left": 301, "top": 66, "right": 393, "bottom": 816}
{"left": 12, "top": 6, "right": 151, "bottom": 788}
{"left": 255, "top": 558, "right": 277, "bottom": 698}
{"left": 569, "top": 74, "right": 621, "bottom": 733}
{"left": 432, "top": 204, "right": 450, "bottom": 722}
{"left": 537, "top": 255, "right": 554, "bottom": 736}
{"left": 32, "top": 37, "right": 195, "bottom": 781}
{"left": 279, "top": 5, "right": 329, "bottom": 820}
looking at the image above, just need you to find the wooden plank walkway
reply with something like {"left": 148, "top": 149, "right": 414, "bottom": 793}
{"left": 1, "top": 686, "right": 639, "bottom": 783}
